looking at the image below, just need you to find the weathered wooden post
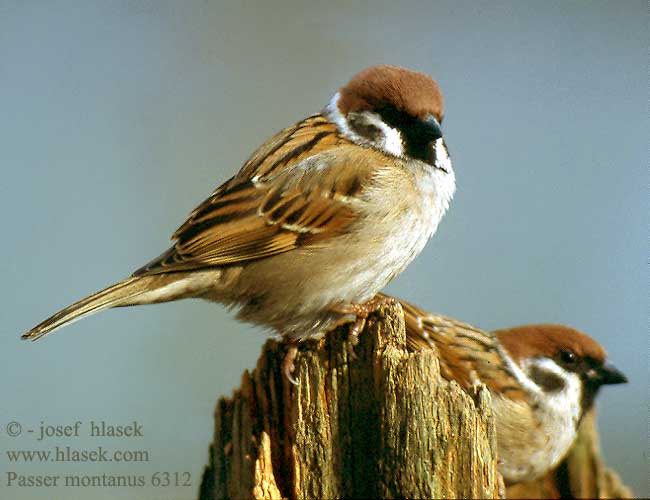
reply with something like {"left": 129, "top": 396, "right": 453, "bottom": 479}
{"left": 198, "top": 304, "right": 500, "bottom": 499}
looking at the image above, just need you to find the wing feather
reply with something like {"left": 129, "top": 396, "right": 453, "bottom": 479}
{"left": 399, "top": 297, "right": 528, "bottom": 401}
{"left": 133, "top": 115, "right": 377, "bottom": 276}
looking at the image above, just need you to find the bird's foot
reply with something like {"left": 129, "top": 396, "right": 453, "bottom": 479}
{"left": 331, "top": 294, "right": 397, "bottom": 359}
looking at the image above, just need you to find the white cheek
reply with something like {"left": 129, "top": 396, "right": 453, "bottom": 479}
{"left": 378, "top": 121, "right": 403, "bottom": 157}
{"left": 434, "top": 138, "right": 451, "bottom": 172}
{"left": 522, "top": 357, "right": 583, "bottom": 427}
{"left": 498, "top": 357, "right": 583, "bottom": 482}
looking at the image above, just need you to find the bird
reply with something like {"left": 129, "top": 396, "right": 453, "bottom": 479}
{"left": 396, "top": 297, "right": 627, "bottom": 485}
{"left": 22, "top": 65, "right": 455, "bottom": 383}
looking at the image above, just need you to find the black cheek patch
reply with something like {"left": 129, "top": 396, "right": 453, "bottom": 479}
{"left": 347, "top": 115, "right": 383, "bottom": 143}
{"left": 529, "top": 365, "right": 566, "bottom": 393}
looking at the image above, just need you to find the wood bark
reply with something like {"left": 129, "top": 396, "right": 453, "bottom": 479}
{"left": 198, "top": 304, "right": 632, "bottom": 499}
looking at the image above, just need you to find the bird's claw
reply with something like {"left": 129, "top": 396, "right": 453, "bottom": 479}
{"left": 282, "top": 343, "right": 300, "bottom": 386}
{"left": 333, "top": 294, "right": 396, "bottom": 358}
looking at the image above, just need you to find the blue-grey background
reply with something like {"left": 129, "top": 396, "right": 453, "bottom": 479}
{"left": 2, "top": 1, "right": 647, "bottom": 498}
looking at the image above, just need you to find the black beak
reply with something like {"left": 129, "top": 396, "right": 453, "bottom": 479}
{"left": 589, "top": 363, "right": 628, "bottom": 386}
{"left": 420, "top": 115, "right": 443, "bottom": 142}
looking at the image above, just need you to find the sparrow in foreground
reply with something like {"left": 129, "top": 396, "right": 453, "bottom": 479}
{"left": 397, "top": 297, "right": 627, "bottom": 484}
{"left": 22, "top": 65, "right": 455, "bottom": 382}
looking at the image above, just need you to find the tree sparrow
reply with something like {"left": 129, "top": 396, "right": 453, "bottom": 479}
{"left": 397, "top": 297, "right": 627, "bottom": 484}
{"left": 22, "top": 66, "right": 455, "bottom": 381}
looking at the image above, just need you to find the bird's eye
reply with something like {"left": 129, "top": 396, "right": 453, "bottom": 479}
{"left": 559, "top": 350, "right": 577, "bottom": 365}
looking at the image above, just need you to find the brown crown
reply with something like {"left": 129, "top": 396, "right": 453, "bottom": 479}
{"left": 494, "top": 324, "right": 607, "bottom": 366}
{"left": 337, "top": 65, "right": 444, "bottom": 122}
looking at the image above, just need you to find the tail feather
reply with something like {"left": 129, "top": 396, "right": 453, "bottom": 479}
{"left": 22, "top": 276, "right": 160, "bottom": 341}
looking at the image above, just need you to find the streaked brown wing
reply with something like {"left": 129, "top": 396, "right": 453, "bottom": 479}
{"left": 134, "top": 115, "right": 376, "bottom": 275}
{"left": 399, "top": 297, "right": 528, "bottom": 401}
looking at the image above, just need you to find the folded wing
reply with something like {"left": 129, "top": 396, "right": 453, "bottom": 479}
{"left": 134, "top": 116, "right": 379, "bottom": 275}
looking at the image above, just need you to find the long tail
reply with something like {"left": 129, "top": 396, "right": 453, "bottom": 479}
{"left": 22, "top": 274, "right": 181, "bottom": 341}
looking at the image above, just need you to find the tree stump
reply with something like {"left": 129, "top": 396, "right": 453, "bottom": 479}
{"left": 198, "top": 303, "right": 501, "bottom": 499}
{"left": 198, "top": 303, "right": 633, "bottom": 499}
